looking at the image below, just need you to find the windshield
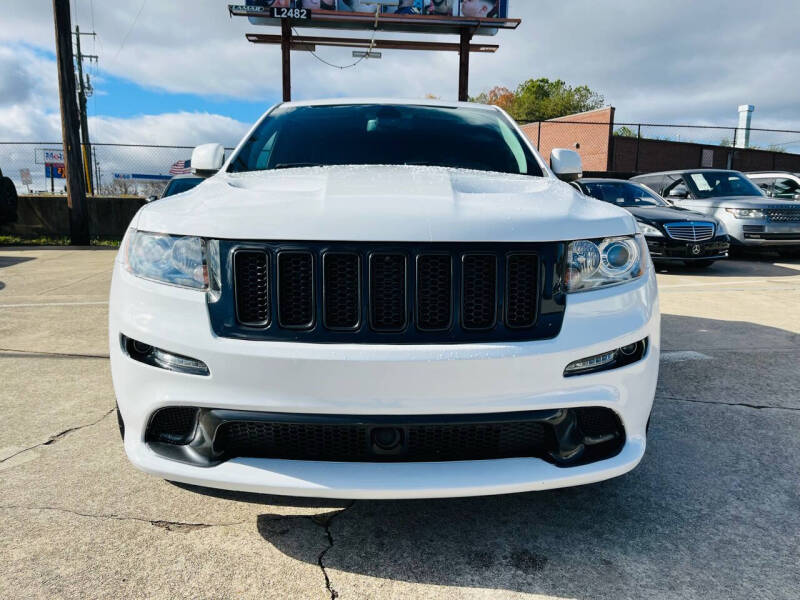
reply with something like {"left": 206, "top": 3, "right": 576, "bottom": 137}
{"left": 228, "top": 104, "right": 543, "bottom": 177}
{"left": 581, "top": 181, "right": 668, "bottom": 207}
{"left": 683, "top": 171, "right": 764, "bottom": 198}
{"left": 163, "top": 177, "right": 202, "bottom": 197}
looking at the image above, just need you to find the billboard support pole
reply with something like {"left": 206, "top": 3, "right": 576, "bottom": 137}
{"left": 458, "top": 28, "right": 472, "bottom": 102}
{"left": 281, "top": 19, "right": 292, "bottom": 102}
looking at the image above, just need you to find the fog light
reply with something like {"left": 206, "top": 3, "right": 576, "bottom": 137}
{"left": 564, "top": 339, "right": 648, "bottom": 377}
{"left": 121, "top": 334, "right": 209, "bottom": 376}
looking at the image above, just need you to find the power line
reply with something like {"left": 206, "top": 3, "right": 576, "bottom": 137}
{"left": 297, "top": 4, "right": 381, "bottom": 70}
{"left": 111, "top": 0, "right": 147, "bottom": 65}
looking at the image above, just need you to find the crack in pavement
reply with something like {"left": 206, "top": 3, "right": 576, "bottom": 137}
{"left": 659, "top": 394, "right": 800, "bottom": 412}
{"left": 0, "top": 408, "right": 115, "bottom": 464}
{"left": 258, "top": 502, "right": 356, "bottom": 599}
{"left": 0, "top": 504, "right": 244, "bottom": 531}
{"left": 314, "top": 501, "right": 355, "bottom": 600}
{"left": 0, "top": 347, "right": 109, "bottom": 359}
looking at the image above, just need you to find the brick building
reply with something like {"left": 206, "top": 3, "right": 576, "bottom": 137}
{"left": 519, "top": 108, "right": 800, "bottom": 176}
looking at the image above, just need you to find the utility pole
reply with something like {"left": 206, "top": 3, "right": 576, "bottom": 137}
{"left": 74, "top": 25, "right": 97, "bottom": 195}
{"left": 53, "top": 0, "right": 89, "bottom": 245}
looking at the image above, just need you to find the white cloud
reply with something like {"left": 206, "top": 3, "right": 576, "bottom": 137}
{"left": 1, "top": 0, "right": 799, "bottom": 139}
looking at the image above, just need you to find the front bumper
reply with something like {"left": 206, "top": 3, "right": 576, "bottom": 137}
{"left": 725, "top": 220, "right": 800, "bottom": 246}
{"left": 110, "top": 259, "right": 660, "bottom": 499}
{"left": 645, "top": 235, "right": 729, "bottom": 261}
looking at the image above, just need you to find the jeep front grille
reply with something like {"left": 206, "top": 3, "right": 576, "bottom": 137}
{"left": 209, "top": 241, "right": 566, "bottom": 344}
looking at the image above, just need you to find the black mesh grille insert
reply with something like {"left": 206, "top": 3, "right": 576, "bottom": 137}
{"left": 216, "top": 422, "right": 367, "bottom": 461}
{"left": 234, "top": 250, "right": 270, "bottom": 326}
{"left": 417, "top": 255, "right": 452, "bottom": 331}
{"left": 214, "top": 419, "right": 556, "bottom": 462}
{"left": 146, "top": 407, "right": 198, "bottom": 445}
{"left": 323, "top": 253, "right": 360, "bottom": 329}
{"left": 462, "top": 254, "right": 497, "bottom": 329}
{"left": 278, "top": 252, "right": 314, "bottom": 328}
{"left": 370, "top": 253, "right": 407, "bottom": 331}
{"left": 404, "top": 422, "right": 553, "bottom": 461}
{"left": 506, "top": 254, "right": 539, "bottom": 328}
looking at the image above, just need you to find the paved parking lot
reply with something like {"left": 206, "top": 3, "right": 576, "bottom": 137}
{"left": 1, "top": 247, "right": 799, "bottom": 599}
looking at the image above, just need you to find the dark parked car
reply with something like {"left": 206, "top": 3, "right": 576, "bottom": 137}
{"left": 631, "top": 169, "right": 800, "bottom": 257}
{"left": 148, "top": 174, "right": 204, "bottom": 202}
{"left": 574, "top": 178, "right": 729, "bottom": 268}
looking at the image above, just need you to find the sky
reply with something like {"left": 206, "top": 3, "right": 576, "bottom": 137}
{"left": 1, "top": 0, "right": 799, "bottom": 186}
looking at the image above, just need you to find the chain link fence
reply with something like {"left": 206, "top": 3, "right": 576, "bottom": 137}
{"left": 519, "top": 121, "right": 800, "bottom": 175}
{"left": 1, "top": 124, "right": 799, "bottom": 197}
{"left": 0, "top": 142, "right": 234, "bottom": 197}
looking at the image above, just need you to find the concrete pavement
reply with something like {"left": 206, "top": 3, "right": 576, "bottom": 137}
{"left": 1, "top": 248, "right": 798, "bottom": 599}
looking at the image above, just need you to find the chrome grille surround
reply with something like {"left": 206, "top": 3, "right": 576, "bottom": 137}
{"left": 663, "top": 221, "right": 715, "bottom": 242}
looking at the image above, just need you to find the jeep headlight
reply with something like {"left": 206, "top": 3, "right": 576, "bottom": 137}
{"left": 124, "top": 229, "right": 209, "bottom": 289}
{"left": 725, "top": 208, "right": 764, "bottom": 219}
{"left": 566, "top": 235, "right": 648, "bottom": 293}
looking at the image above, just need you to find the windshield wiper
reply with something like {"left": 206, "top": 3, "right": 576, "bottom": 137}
{"left": 271, "top": 162, "right": 323, "bottom": 170}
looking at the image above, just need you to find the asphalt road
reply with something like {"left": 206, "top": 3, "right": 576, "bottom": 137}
{"left": 1, "top": 247, "right": 798, "bottom": 599}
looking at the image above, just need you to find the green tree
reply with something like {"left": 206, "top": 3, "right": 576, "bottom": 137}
{"left": 472, "top": 78, "right": 604, "bottom": 122}
{"left": 615, "top": 126, "right": 636, "bottom": 137}
{"left": 511, "top": 78, "right": 604, "bottom": 121}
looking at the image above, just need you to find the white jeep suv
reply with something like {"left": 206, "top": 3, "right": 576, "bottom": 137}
{"left": 110, "top": 99, "right": 659, "bottom": 499}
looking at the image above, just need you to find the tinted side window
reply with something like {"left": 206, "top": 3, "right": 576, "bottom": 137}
{"left": 663, "top": 175, "right": 688, "bottom": 198}
{"left": 752, "top": 178, "right": 774, "bottom": 196}
{"left": 773, "top": 177, "right": 800, "bottom": 198}
{"left": 633, "top": 176, "right": 660, "bottom": 193}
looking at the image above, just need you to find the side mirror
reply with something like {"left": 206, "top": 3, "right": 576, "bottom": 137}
{"left": 146, "top": 195, "right": 158, "bottom": 203}
{"left": 550, "top": 148, "right": 582, "bottom": 182}
{"left": 667, "top": 188, "right": 689, "bottom": 200}
{"left": 191, "top": 143, "right": 225, "bottom": 176}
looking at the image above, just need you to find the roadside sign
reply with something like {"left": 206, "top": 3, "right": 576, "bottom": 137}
{"left": 20, "top": 168, "right": 32, "bottom": 185}
{"left": 44, "top": 150, "right": 65, "bottom": 163}
{"left": 114, "top": 173, "right": 172, "bottom": 182}
{"left": 35, "top": 148, "right": 65, "bottom": 165}
{"left": 45, "top": 163, "right": 66, "bottom": 179}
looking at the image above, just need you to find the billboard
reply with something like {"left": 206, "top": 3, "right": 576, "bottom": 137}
{"left": 243, "top": 1, "right": 510, "bottom": 21}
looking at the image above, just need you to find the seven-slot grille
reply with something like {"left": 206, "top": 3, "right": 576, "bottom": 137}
{"left": 663, "top": 222, "right": 715, "bottom": 242}
{"left": 217, "top": 242, "right": 565, "bottom": 344}
{"left": 765, "top": 208, "right": 800, "bottom": 223}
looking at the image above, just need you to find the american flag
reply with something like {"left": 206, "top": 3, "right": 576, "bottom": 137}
{"left": 169, "top": 159, "right": 192, "bottom": 175}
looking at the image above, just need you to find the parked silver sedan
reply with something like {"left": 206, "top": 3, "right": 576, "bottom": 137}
{"left": 632, "top": 169, "right": 800, "bottom": 257}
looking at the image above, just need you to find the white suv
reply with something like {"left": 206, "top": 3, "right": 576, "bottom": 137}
{"left": 110, "top": 99, "right": 659, "bottom": 499}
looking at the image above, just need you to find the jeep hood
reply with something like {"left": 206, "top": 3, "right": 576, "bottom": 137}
{"left": 136, "top": 165, "right": 637, "bottom": 242}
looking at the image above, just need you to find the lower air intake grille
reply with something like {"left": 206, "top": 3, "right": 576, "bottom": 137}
{"left": 146, "top": 407, "right": 198, "bottom": 445}
{"left": 214, "top": 419, "right": 555, "bottom": 462}
{"left": 148, "top": 407, "right": 624, "bottom": 467}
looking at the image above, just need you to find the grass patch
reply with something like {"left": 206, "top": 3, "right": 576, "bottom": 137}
{"left": 0, "top": 234, "right": 121, "bottom": 247}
